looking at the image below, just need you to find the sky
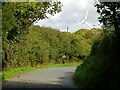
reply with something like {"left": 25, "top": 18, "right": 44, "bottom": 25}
{"left": 34, "top": 0, "right": 102, "bottom": 32}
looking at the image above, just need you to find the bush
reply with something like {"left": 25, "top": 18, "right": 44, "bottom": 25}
{"left": 73, "top": 30, "right": 120, "bottom": 88}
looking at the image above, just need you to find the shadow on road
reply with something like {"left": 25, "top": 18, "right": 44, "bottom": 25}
{"left": 2, "top": 71, "right": 79, "bottom": 89}
{"left": 3, "top": 81, "right": 70, "bottom": 88}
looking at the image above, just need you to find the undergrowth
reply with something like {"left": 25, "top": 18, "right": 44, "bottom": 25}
{"left": 73, "top": 30, "right": 120, "bottom": 88}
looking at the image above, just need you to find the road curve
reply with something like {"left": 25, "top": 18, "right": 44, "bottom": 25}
{"left": 3, "top": 66, "right": 79, "bottom": 88}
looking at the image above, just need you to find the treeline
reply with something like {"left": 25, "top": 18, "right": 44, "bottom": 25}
{"left": 2, "top": 25, "right": 102, "bottom": 70}
{"left": 2, "top": 1, "right": 62, "bottom": 70}
{"left": 2, "top": 2, "right": 103, "bottom": 71}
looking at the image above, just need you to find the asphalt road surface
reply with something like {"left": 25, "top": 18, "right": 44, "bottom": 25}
{"left": 3, "top": 66, "right": 79, "bottom": 88}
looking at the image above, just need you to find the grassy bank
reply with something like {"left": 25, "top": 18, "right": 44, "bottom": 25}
{"left": 40, "top": 61, "right": 82, "bottom": 68}
{"left": 2, "top": 61, "right": 82, "bottom": 81}
{"left": 2, "top": 66, "right": 37, "bottom": 81}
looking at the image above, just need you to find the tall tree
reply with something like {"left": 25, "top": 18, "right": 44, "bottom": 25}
{"left": 95, "top": 2, "right": 120, "bottom": 39}
{"left": 2, "top": 1, "right": 62, "bottom": 40}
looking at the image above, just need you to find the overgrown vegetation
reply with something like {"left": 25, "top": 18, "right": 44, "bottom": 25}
{"left": 2, "top": 66, "right": 37, "bottom": 81}
{"left": 73, "top": 30, "right": 120, "bottom": 88}
{"left": 2, "top": 25, "right": 101, "bottom": 71}
{"left": 2, "top": 1, "right": 62, "bottom": 70}
{"left": 73, "top": 2, "right": 120, "bottom": 89}
{"left": 2, "top": 1, "right": 120, "bottom": 88}
{"left": 2, "top": 2, "right": 103, "bottom": 81}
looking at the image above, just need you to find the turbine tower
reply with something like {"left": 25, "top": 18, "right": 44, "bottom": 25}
{"left": 79, "top": 10, "right": 93, "bottom": 29}
{"left": 67, "top": 27, "right": 68, "bottom": 32}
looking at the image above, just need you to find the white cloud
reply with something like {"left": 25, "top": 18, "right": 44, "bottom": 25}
{"left": 34, "top": 0, "right": 102, "bottom": 32}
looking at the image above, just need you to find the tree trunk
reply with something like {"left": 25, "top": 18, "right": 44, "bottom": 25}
{"left": 113, "top": 5, "right": 120, "bottom": 40}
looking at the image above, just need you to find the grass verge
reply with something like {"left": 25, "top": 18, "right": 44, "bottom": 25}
{"left": 2, "top": 66, "right": 37, "bottom": 81}
{"left": 40, "top": 61, "right": 82, "bottom": 68}
{"left": 2, "top": 61, "right": 82, "bottom": 81}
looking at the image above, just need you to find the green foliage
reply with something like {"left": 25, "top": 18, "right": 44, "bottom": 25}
{"left": 74, "top": 29, "right": 102, "bottom": 58}
{"left": 0, "top": 72, "right": 2, "bottom": 81}
{"left": 2, "top": 2, "right": 103, "bottom": 82}
{"left": 2, "top": 2, "right": 62, "bottom": 41}
{"left": 95, "top": 2, "right": 120, "bottom": 38}
{"left": 73, "top": 30, "right": 120, "bottom": 88}
{"left": 2, "top": 1, "right": 62, "bottom": 69}
{"left": 2, "top": 25, "right": 101, "bottom": 70}
{"left": 2, "top": 66, "right": 37, "bottom": 80}
{"left": 40, "top": 62, "right": 82, "bottom": 69}
{"left": 73, "top": 3, "right": 120, "bottom": 88}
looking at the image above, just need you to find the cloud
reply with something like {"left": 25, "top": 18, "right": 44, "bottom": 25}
{"left": 34, "top": 0, "right": 101, "bottom": 32}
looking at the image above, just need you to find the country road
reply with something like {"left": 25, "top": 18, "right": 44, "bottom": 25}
{"left": 2, "top": 66, "right": 79, "bottom": 88}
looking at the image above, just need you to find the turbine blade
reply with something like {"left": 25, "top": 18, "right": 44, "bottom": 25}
{"left": 94, "top": 0, "right": 100, "bottom": 4}
{"left": 86, "top": 22, "right": 93, "bottom": 28}
{"left": 79, "top": 20, "right": 85, "bottom": 24}
{"left": 96, "top": 0, "right": 100, "bottom": 4}
{"left": 85, "top": 10, "right": 88, "bottom": 20}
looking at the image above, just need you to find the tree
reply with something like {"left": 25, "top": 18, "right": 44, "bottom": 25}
{"left": 95, "top": 2, "right": 120, "bottom": 39}
{"left": 2, "top": 1, "right": 62, "bottom": 41}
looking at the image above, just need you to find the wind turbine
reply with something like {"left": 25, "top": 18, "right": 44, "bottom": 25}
{"left": 66, "top": 27, "right": 68, "bottom": 32}
{"left": 94, "top": 0, "right": 100, "bottom": 4}
{"left": 79, "top": 10, "right": 93, "bottom": 29}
